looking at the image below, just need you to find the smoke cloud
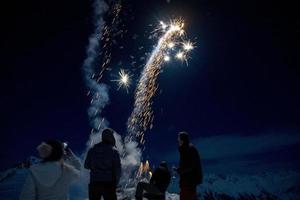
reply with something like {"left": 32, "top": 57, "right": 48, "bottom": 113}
{"left": 82, "top": 0, "right": 109, "bottom": 133}
{"left": 80, "top": 0, "right": 141, "bottom": 194}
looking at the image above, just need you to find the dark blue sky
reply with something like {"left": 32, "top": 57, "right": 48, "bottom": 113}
{"left": 1, "top": 0, "right": 299, "bottom": 172}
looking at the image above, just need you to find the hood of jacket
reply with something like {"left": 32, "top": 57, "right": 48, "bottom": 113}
{"left": 102, "top": 131, "right": 116, "bottom": 146}
{"left": 30, "top": 161, "right": 62, "bottom": 187}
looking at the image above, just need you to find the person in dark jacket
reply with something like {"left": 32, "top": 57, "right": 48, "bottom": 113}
{"left": 84, "top": 128, "right": 121, "bottom": 200}
{"left": 135, "top": 161, "right": 171, "bottom": 200}
{"left": 174, "top": 132, "right": 203, "bottom": 200}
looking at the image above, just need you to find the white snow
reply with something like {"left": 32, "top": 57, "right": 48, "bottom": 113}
{"left": 1, "top": 167, "right": 299, "bottom": 200}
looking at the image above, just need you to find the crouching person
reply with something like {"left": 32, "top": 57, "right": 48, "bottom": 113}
{"left": 20, "top": 140, "right": 81, "bottom": 200}
{"left": 84, "top": 128, "right": 121, "bottom": 200}
{"left": 135, "top": 161, "right": 171, "bottom": 200}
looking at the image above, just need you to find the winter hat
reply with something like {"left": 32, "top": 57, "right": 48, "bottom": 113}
{"left": 178, "top": 131, "right": 190, "bottom": 144}
{"left": 38, "top": 140, "right": 64, "bottom": 162}
{"left": 102, "top": 128, "right": 116, "bottom": 146}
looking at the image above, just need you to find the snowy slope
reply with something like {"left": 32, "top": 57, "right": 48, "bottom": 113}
{"left": 1, "top": 167, "right": 299, "bottom": 200}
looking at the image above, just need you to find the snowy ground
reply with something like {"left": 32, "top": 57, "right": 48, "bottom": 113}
{"left": 1, "top": 167, "right": 299, "bottom": 200}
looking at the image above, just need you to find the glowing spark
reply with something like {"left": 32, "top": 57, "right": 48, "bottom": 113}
{"left": 112, "top": 69, "right": 131, "bottom": 92}
{"left": 136, "top": 160, "right": 152, "bottom": 179}
{"left": 121, "top": 74, "right": 128, "bottom": 84}
{"left": 170, "top": 24, "right": 181, "bottom": 32}
{"left": 143, "top": 160, "right": 150, "bottom": 172}
{"left": 164, "top": 55, "right": 171, "bottom": 61}
{"left": 180, "top": 30, "right": 185, "bottom": 36}
{"left": 149, "top": 171, "right": 153, "bottom": 178}
{"left": 183, "top": 41, "right": 194, "bottom": 51}
{"left": 167, "top": 42, "right": 175, "bottom": 48}
{"left": 97, "top": 3, "right": 122, "bottom": 82}
{"left": 176, "top": 51, "right": 185, "bottom": 60}
{"left": 136, "top": 162, "right": 144, "bottom": 178}
{"left": 160, "top": 21, "right": 167, "bottom": 30}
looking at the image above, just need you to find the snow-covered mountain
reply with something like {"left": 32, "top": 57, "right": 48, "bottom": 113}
{"left": 1, "top": 163, "right": 299, "bottom": 200}
{"left": 167, "top": 171, "right": 300, "bottom": 200}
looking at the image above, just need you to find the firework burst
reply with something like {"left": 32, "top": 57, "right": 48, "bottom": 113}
{"left": 182, "top": 40, "right": 194, "bottom": 51}
{"left": 127, "top": 19, "right": 194, "bottom": 144}
{"left": 112, "top": 69, "right": 132, "bottom": 93}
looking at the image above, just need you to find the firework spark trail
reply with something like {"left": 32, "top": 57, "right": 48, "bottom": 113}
{"left": 126, "top": 19, "right": 185, "bottom": 144}
{"left": 111, "top": 69, "right": 132, "bottom": 93}
{"left": 97, "top": 3, "right": 122, "bottom": 82}
{"left": 83, "top": 0, "right": 123, "bottom": 136}
{"left": 83, "top": 1, "right": 142, "bottom": 191}
{"left": 82, "top": 0, "right": 110, "bottom": 135}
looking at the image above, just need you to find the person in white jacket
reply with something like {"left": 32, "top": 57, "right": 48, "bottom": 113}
{"left": 19, "top": 140, "right": 81, "bottom": 200}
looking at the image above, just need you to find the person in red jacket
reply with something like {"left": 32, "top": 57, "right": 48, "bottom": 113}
{"left": 174, "top": 132, "right": 203, "bottom": 200}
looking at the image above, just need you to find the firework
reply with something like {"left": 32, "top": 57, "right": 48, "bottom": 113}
{"left": 167, "top": 42, "right": 175, "bottom": 49}
{"left": 136, "top": 160, "right": 152, "bottom": 179}
{"left": 160, "top": 21, "right": 168, "bottom": 30}
{"left": 176, "top": 51, "right": 185, "bottom": 60}
{"left": 127, "top": 19, "right": 193, "bottom": 144}
{"left": 112, "top": 69, "right": 131, "bottom": 92}
{"left": 84, "top": 1, "right": 123, "bottom": 142}
{"left": 98, "top": 3, "right": 122, "bottom": 79}
{"left": 182, "top": 40, "right": 194, "bottom": 51}
{"left": 164, "top": 55, "right": 171, "bottom": 61}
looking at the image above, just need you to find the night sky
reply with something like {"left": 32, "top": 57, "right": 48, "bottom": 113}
{"left": 1, "top": 0, "right": 299, "bottom": 173}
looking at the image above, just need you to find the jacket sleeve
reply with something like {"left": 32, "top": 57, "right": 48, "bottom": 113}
{"left": 192, "top": 148, "right": 201, "bottom": 170}
{"left": 112, "top": 150, "right": 121, "bottom": 184}
{"left": 64, "top": 164, "right": 81, "bottom": 183}
{"left": 178, "top": 147, "right": 197, "bottom": 176}
{"left": 194, "top": 149, "right": 203, "bottom": 183}
{"left": 84, "top": 149, "right": 92, "bottom": 169}
{"left": 19, "top": 172, "right": 36, "bottom": 200}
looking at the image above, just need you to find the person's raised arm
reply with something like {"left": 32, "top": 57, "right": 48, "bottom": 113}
{"left": 66, "top": 148, "right": 81, "bottom": 171}
{"left": 84, "top": 148, "right": 93, "bottom": 169}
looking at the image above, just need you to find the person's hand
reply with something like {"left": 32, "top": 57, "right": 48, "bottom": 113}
{"left": 172, "top": 166, "right": 178, "bottom": 172}
{"left": 173, "top": 166, "right": 181, "bottom": 174}
{"left": 65, "top": 148, "right": 75, "bottom": 158}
